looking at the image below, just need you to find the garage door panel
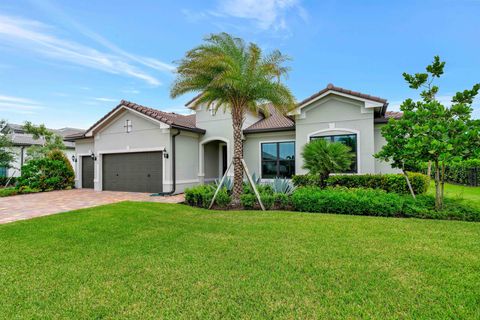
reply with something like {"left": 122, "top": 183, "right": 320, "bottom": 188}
{"left": 102, "top": 152, "right": 162, "bottom": 193}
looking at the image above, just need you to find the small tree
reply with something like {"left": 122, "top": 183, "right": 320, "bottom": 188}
{"left": 376, "top": 56, "right": 480, "bottom": 210}
{"left": 0, "top": 120, "right": 14, "bottom": 177}
{"left": 301, "top": 139, "right": 353, "bottom": 186}
{"left": 17, "top": 149, "right": 74, "bottom": 191}
{"left": 24, "top": 121, "right": 65, "bottom": 160}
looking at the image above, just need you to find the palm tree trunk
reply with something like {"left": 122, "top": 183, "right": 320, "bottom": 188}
{"left": 231, "top": 106, "right": 245, "bottom": 206}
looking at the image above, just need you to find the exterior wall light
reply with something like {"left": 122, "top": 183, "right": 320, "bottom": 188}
{"left": 90, "top": 152, "right": 97, "bottom": 161}
{"left": 71, "top": 155, "right": 77, "bottom": 162}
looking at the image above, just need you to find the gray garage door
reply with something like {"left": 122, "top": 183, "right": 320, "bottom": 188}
{"left": 82, "top": 156, "right": 94, "bottom": 189}
{"left": 102, "top": 152, "right": 163, "bottom": 193}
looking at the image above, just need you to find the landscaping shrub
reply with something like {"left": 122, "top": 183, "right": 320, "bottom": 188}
{"left": 240, "top": 194, "right": 256, "bottom": 209}
{"left": 17, "top": 150, "right": 75, "bottom": 191}
{"left": 292, "top": 174, "right": 321, "bottom": 188}
{"left": 292, "top": 187, "right": 404, "bottom": 216}
{"left": 326, "top": 173, "right": 429, "bottom": 195}
{"left": 291, "top": 186, "right": 479, "bottom": 221}
{"left": 185, "top": 184, "right": 215, "bottom": 208}
{"left": 273, "top": 193, "right": 291, "bottom": 210}
{"left": 261, "top": 194, "right": 274, "bottom": 210}
{"left": 0, "top": 176, "right": 16, "bottom": 187}
{"left": 215, "top": 188, "right": 231, "bottom": 208}
{"left": 0, "top": 186, "right": 39, "bottom": 197}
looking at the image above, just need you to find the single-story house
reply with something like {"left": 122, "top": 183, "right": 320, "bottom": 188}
{"left": 1, "top": 123, "right": 84, "bottom": 178}
{"left": 67, "top": 84, "right": 402, "bottom": 194}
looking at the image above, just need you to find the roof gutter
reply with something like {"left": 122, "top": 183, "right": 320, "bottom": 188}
{"left": 151, "top": 129, "right": 181, "bottom": 196}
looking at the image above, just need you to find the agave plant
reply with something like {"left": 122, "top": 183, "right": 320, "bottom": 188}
{"left": 269, "top": 177, "right": 296, "bottom": 195}
{"left": 250, "top": 172, "right": 262, "bottom": 185}
{"left": 214, "top": 176, "right": 233, "bottom": 191}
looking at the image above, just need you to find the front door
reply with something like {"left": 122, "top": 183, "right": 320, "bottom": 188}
{"left": 222, "top": 145, "right": 228, "bottom": 175}
{"left": 82, "top": 156, "right": 94, "bottom": 189}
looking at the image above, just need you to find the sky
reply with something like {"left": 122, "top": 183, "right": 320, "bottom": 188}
{"left": 0, "top": 0, "right": 479, "bottom": 129}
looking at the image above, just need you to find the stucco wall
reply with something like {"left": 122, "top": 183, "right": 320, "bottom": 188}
{"left": 295, "top": 95, "right": 376, "bottom": 174}
{"left": 171, "top": 132, "right": 200, "bottom": 193}
{"left": 374, "top": 124, "right": 401, "bottom": 174}
{"left": 195, "top": 104, "right": 262, "bottom": 181}
{"left": 243, "top": 131, "right": 296, "bottom": 179}
{"left": 74, "top": 138, "right": 94, "bottom": 188}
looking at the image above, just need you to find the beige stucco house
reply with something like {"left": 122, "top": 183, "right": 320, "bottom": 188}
{"left": 67, "top": 84, "right": 401, "bottom": 194}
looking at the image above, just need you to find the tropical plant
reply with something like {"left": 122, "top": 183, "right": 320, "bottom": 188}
{"left": 213, "top": 176, "right": 233, "bottom": 192}
{"left": 269, "top": 177, "right": 296, "bottom": 195}
{"left": 301, "top": 139, "right": 354, "bottom": 186}
{"left": 171, "top": 32, "right": 295, "bottom": 205}
{"left": 376, "top": 56, "right": 480, "bottom": 209}
{"left": 23, "top": 121, "right": 65, "bottom": 160}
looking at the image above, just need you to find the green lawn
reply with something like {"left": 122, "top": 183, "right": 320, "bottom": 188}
{"left": 1, "top": 203, "right": 479, "bottom": 319}
{"left": 428, "top": 181, "right": 480, "bottom": 209}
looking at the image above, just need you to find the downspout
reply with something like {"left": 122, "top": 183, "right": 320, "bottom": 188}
{"left": 151, "top": 129, "right": 181, "bottom": 196}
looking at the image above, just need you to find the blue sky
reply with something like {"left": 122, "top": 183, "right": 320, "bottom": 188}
{"left": 0, "top": 0, "right": 479, "bottom": 129}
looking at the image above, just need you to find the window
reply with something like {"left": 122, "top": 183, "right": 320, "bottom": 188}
{"left": 261, "top": 141, "right": 295, "bottom": 178}
{"left": 310, "top": 134, "right": 357, "bottom": 173}
{"left": 0, "top": 166, "right": 6, "bottom": 177}
{"left": 124, "top": 119, "right": 132, "bottom": 133}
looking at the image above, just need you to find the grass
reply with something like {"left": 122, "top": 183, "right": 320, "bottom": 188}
{"left": 1, "top": 202, "right": 479, "bottom": 319}
{"left": 428, "top": 181, "right": 480, "bottom": 209}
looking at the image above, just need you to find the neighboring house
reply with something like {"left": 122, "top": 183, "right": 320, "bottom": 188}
{"left": 0, "top": 123, "right": 84, "bottom": 178}
{"left": 67, "top": 84, "right": 402, "bottom": 194}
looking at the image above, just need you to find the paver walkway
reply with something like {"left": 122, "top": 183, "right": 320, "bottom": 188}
{"left": 0, "top": 189, "right": 184, "bottom": 224}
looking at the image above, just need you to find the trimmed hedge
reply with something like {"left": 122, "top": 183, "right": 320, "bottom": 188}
{"left": 419, "top": 159, "right": 480, "bottom": 187}
{"left": 292, "top": 173, "right": 430, "bottom": 195}
{"left": 185, "top": 185, "right": 215, "bottom": 208}
{"left": 291, "top": 187, "right": 479, "bottom": 221}
{"left": 292, "top": 187, "right": 404, "bottom": 216}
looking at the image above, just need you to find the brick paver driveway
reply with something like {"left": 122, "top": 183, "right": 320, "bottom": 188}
{"left": 0, "top": 189, "right": 184, "bottom": 224}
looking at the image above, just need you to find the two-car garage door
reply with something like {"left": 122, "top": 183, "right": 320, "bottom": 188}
{"left": 102, "top": 152, "right": 163, "bottom": 193}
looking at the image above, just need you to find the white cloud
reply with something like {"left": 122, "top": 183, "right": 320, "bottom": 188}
{"left": 0, "top": 94, "right": 44, "bottom": 114}
{"left": 216, "top": 0, "right": 307, "bottom": 30}
{"left": 0, "top": 14, "right": 164, "bottom": 86}
{"left": 93, "top": 97, "right": 117, "bottom": 102}
{"left": 183, "top": 0, "right": 307, "bottom": 32}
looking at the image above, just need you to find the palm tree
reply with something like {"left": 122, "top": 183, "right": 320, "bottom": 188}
{"left": 171, "top": 33, "right": 295, "bottom": 204}
{"left": 301, "top": 139, "right": 354, "bottom": 186}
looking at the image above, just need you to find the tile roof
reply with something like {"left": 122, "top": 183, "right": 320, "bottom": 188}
{"left": 374, "top": 111, "right": 403, "bottom": 123}
{"left": 297, "top": 83, "right": 388, "bottom": 107}
{"left": 79, "top": 100, "right": 205, "bottom": 138}
{"left": 243, "top": 104, "right": 295, "bottom": 133}
{"left": 7, "top": 123, "right": 83, "bottom": 147}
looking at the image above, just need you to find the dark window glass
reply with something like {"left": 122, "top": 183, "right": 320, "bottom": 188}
{"left": 310, "top": 134, "right": 357, "bottom": 173}
{"left": 0, "top": 167, "right": 6, "bottom": 177}
{"left": 261, "top": 142, "right": 295, "bottom": 178}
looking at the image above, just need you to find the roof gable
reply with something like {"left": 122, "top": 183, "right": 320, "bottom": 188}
{"left": 83, "top": 100, "right": 205, "bottom": 137}
{"left": 290, "top": 84, "right": 388, "bottom": 115}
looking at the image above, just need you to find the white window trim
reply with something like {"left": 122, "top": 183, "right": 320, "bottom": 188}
{"left": 307, "top": 128, "right": 361, "bottom": 174}
{"left": 258, "top": 140, "right": 296, "bottom": 179}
